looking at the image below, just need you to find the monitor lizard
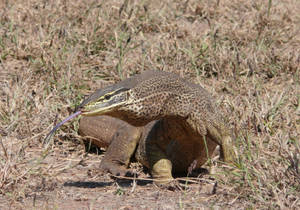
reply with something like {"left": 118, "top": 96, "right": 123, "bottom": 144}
{"left": 77, "top": 70, "right": 237, "bottom": 187}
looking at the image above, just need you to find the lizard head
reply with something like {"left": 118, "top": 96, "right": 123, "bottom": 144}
{"left": 78, "top": 86, "right": 132, "bottom": 116}
{"left": 77, "top": 72, "right": 152, "bottom": 126}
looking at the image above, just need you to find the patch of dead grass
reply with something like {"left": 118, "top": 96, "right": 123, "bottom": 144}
{"left": 0, "top": 0, "right": 299, "bottom": 208}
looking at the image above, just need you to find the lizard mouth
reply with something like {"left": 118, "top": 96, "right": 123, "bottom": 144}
{"left": 79, "top": 99, "right": 128, "bottom": 116}
{"left": 79, "top": 106, "right": 113, "bottom": 116}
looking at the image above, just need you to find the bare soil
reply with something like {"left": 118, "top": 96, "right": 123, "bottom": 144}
{"left": 0, "top": 0, "right": 299, "bottom": 209}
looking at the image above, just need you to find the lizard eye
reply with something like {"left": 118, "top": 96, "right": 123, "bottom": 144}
{"left": 104, "top": 94, "right": 111, "bottom": 100}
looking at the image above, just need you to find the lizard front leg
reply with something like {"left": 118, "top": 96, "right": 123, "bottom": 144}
{"left": 136, "top": 121, "right": 174, "bottom": 185}
{"left": 79, "top": 116, "right": 142, "bottom": 176}
{"left": 99, "top": 123, "right": 142, "bottom": 176}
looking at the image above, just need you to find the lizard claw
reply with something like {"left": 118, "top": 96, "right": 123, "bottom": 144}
{"left": 154, "top": 180, "right": 183, "bottom": 191}
{"left": 99, "top": 160, "right": 127, "bottom": 176}
{"left": 99, "top": 159, "right": 137, "bottom": 178}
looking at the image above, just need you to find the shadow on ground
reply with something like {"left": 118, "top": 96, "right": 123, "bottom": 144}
{"left": 64, "top": 178, "right": 152, "bottom": 189}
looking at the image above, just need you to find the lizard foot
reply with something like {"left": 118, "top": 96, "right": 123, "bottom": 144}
{"left": 99, "top": 160, "right": 136, "bottom": 177}
{"left": 154, "top": 180, "right": 183, "bottom": 191}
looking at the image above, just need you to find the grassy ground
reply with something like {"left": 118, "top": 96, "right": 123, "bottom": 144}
{"left": 0, "top": 0, "right": 299, "bottom": 209}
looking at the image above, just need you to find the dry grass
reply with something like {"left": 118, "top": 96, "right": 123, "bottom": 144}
{"left": 0, "top": 0, "right": 299, "bottom": 209}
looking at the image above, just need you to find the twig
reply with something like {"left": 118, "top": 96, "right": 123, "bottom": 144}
{"left": 0, "top": 136, "right": 8, "bottom": 160}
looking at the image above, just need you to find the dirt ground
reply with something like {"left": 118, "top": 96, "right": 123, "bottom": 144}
{"left": 0, "top": 0, "right": 299, "bottom": 209}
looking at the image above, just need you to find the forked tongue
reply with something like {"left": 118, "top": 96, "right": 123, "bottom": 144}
{"left": 43, "top": 111, "right": 82, "bottom": 149}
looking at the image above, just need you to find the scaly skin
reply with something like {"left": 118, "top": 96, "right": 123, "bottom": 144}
{"left": 78, "top": 70, "right": 237, "bottom": 185}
